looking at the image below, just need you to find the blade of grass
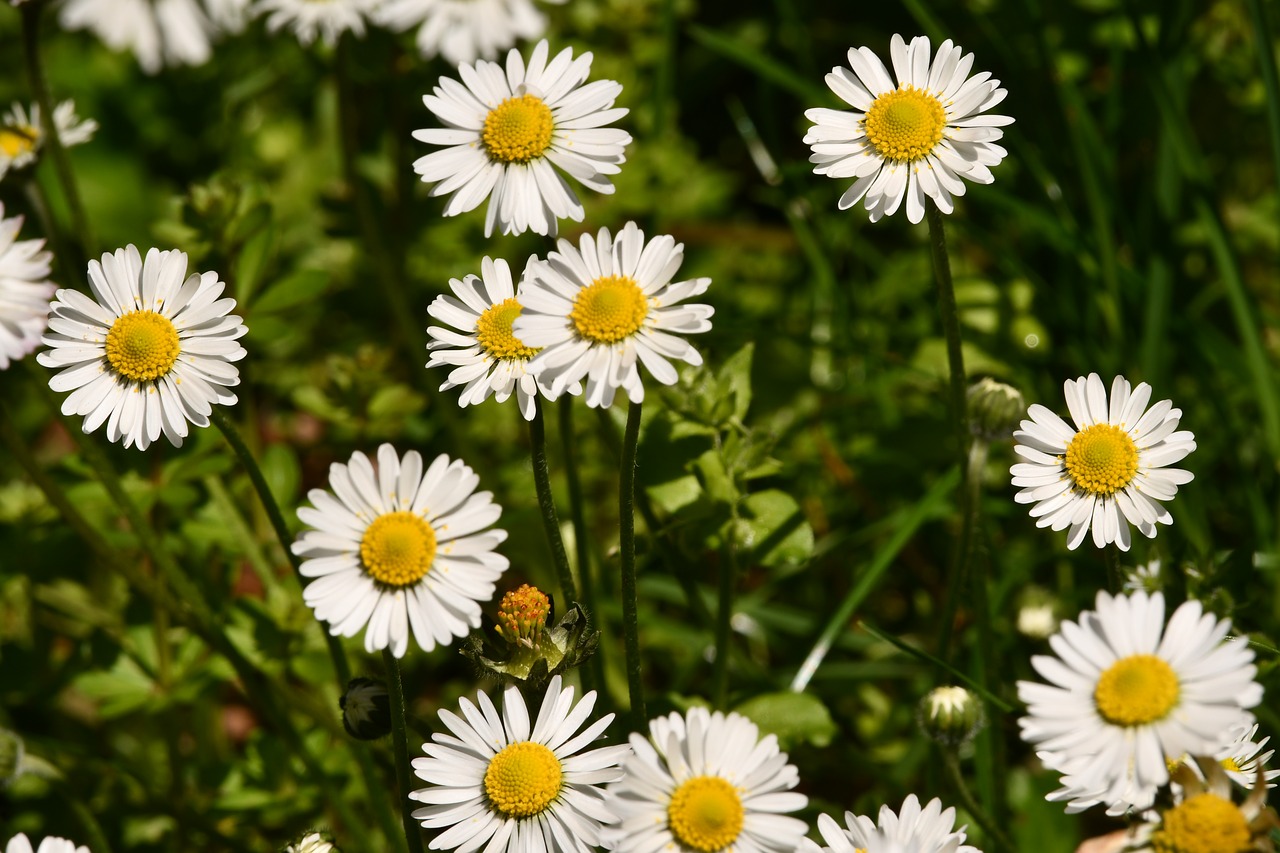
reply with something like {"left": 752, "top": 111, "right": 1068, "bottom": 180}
{"left": 687, "top": 24, "right": 829, "bottom": 104}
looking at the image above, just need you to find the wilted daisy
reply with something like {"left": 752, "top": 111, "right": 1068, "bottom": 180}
{"left": 254, "top": 0, "right": 378, "bottom": 46}
{"left": 1010, "top": 373, "right": 1196, "bottom": 550}
{"left": 0, "top": 205, "right": 56, "bottom": 370}
{"left": 1125, "top": 758, "right": 1279, "bottom": 853}
{"left": 5, "top": 835, "right": 90, "bottom": 853}
{"left": 803, "top": 34, "right": 1012, "bottom": 223}
{"left": 512, "top": 221, "right": 714, "bottom": 409}
{"left": 0, "top": 101, "right": 98, "bottom": 182}
{"left": 58, "top": 0, "right": 218, "bottom": 74}
{"left": 811, "top": 795, "right": 980, "bottom": 853}
{"left": 292, "top": 444, "right": 508, "bottom": 658}
{"left": 37, "top": 245, "right": 247, "bottom": 451}
{"left": 409, "top": 674, "right": 628, "bottom": 853}
{"left": 603, "top": 707, "right": 808, "bottom": 853}
{"left": 375, "top": 0, "right": 562, "bottom": 66}
{"left": 1018, "top": 591, "right": 1261, "bottom": 814}
{"left": 412, "top": 39, "right": 631, "bottom": 237}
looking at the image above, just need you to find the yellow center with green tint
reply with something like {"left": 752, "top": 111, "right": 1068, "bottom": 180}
{"left": 863, "top": 86, "right": 946, "bottom": 163}
{"left": 482, "top": 94, "right": 554, "bottom": 164}
{"left": 1150, "top": 793, "right": 1251, "bottom": 853}
{"left": 483, "top": 741, "right": 563, "bottom": 818}
{"left": 1222, "top": 756, "right": 1244, "bottom": 773}
{"left": 359, "top": 511, "right": 437, "bottom": 587}
{"left": 1064, "top": 424, "right": 1139, "bottom": 496}
{"left": 0, "top": 125, "right": 37, "bottom": 159}
{"left": 667, "top": 776, "right": 745, "bottom": 852}
{"left": 1094, "top": 654, "right": 1179, "bottom": 726}
{"left": 570, "top": 275, "right": 649, "bottom": 344}
{"left": 476, "top": 298, "right": 539, "bottom": 361}
{"left": 104, "top": 310, "right": 181, "bottom": 382}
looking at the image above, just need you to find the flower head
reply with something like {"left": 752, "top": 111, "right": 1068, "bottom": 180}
{"left": 811, "top": 794, "right": 981, "bottom": 853}
{"left": 5, "top": 835, "right": 90, "bottom": 853}
{"left": 254, "top": 0, "right": 378, "bottom": 46}
{"left": 284, "top": 833, "right": 338, "bottom": 853}
{"left": 919, "top": 685, "right": 983, "bottom": 746}
{"left": 58, "top": 0, "right": 224, "bottom": 74}
{"left": 1125, "top": 757, "right": 1280, "bottom": 853}
{"left": 375, "top": 0, "right": 563, "bottom": 66}
{"left": 0, "top": 101, "right": 98, "bottom": 182}
{"left": 0, "top": 204, "right": 56, "bottom": 370}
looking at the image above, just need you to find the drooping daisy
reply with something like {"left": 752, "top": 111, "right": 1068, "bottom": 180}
{"left": 512, "top": 221, "right": 714, "bottom": 409}
{"left": 58, "top": 0, "right": 217, "bottom": 74}
{"left": 409, "top": 674, "right": 629, "bottom": 853}
{"left": 37, "top": 245, "right": 247, "bottom": 451}
{"left": 0, "top": 101, "right": 98, "bottom": 182}
{"left": 412, "top": 39, "right": 631, "bottom": 237}
{"left": 254, "top": 0, "right": 379, "bottom": 47}
{"left": 1125, "top": 758, "right": 1280, "bottom": 853}
{"left": 811, "top": 795, "right": 981, "bottom": 853}
{"left": 291, "top": 444, "right": 508, "bottom": 658}
{"left": 602, "top": 707, "right": 808, "bottom": 853}
{"left": 1018, "top": 591, "right": 1261, "bottom": 814}
{"left": 375, "top": 0, "right": 562, "bottom": 66}
{"left": 803, "top": 34, "right": 1013, "bottom": 223}
{"left": 1010, "top": 373, "right": 1196, "bottom": 551}
{"left": 5, "top": 834, "right": 90, "bottom": 853}
{"left": 0, "top": 205, "right": 56, "bottom": 370}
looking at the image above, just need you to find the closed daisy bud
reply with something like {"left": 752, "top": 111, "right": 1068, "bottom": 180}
{"left": 339, "top": 677, "right": 391, "bottom": 741}
{"left": 919, "top": 685, "right": 983, "bottom": 746}
{"left": 967, "top": 377, "right": 1024, "bottom": 441}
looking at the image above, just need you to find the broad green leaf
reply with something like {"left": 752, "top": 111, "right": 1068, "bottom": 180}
{"left": 735, "top": 691, "right": 836, "bottom": 749}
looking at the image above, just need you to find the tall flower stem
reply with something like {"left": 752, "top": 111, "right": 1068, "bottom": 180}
{"left": 529, "top": 399, "right": 577, "bottom": 605}
{"left": 941, "top": 749, "right": 1015, "bottom": 853}
{"left": 558, "top": 395, "right": 603, "bottom": 693}
{"left": 383, "top": 649, "right": 428, "bottom": 853}
{"left": 711, "top": 517, "right": 740, "bottom": 710}
{"left": 619, "top": 400, "right": 646, "bottom": 725}
{"left": 1104, "top": 547, "right": 1122, "bottom": 593}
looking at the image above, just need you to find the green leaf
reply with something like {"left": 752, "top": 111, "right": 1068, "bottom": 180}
{"left": 74, "top": 656, "right": 156, "bottom": 718}
{"left": 235, "top": 221, "right": 275, "bottom": 304}
{"left": 716, "top": 343, "right": 754, "bottom": 423}
{"left": 250, "top": 269, "right": 328, "bottom": 315}
{"left": 738, "top": 489, "right": 813, "bottom": 569}
{"left": 735, "top": 691, "right": 836, "bottom": 749}
{"left": 688, "top": 25, "right": 829, "bottom": 104}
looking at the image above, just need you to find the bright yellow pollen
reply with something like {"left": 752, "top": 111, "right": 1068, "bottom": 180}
{"left": 667, "top": 776, "right": 745, "bottom": 853}
{"left": 1094, "top": 654, "right": 1180, "bottom": 727}
{"left": 1150, "top": 793, "right": 1251, "bottom": 853}
{"left": 476, "top": 298, "right": 539, "bottom": 361}
{"left": 1064, "top": 423, "right": 1139, "bottom": 496}
{"left": 570, "top": 275, "right": 649, "bottom": 344}
{"left": 482, "top": 94, "right": 554, "bottom": 164}
{"left": 0, "top": 126, "right": 37, "bottom": 159}
{"left": 484, "top": 741, "right": 563, "bottom": 818}
{"left": 863, "top": 85, "right": 946, "bottom": 163}
{"left": 359, "top": 511, "right": 436, "bottom": 587}
{"left": 104, "top": 310, "right": 181, "bottom": 383}
{"left": 496, "top": 584, "right": 551, "bottom": 644}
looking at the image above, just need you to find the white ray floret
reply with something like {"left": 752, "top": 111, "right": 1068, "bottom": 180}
{"left": 375, "top": 0, "right": 563, "bottom": 67}
{"left": 254, "top": 0, "right": 379, "bottom": 47}
{"left": 5, "top": 834, "right": 90, "bottom": 853}
{"left": 59, "top": 0, "right": 223, "bottom": 74}
{"left": 0, "top": 204, "right": 56, "bottom": 370}
{"left": 0, "top": 101, "right": 98, "bottom": 182}
{"left": 809, "top": 794, "right": 981, "bottom": 853}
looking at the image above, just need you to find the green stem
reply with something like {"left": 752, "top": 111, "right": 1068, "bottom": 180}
{"left": 936, "top": 440, "right": 986, "bottom": 664}
{"left": 529, "top": 399, "right": 577, "bottom": 605}
{"left": 384, "top": 650, "right": 428, "bottom": 853}
{"left": 711, "top": 521, "right": 740, "bottom": 710}
{"left": 1246, "top": 0, "right": 1280, "bottom": 236}
{"left": 1105, "top": 547, "right": 1123, "bottom": 593}
{"left": 66, "top": 790, "right": 113, "bottom": 853}
{"left": 619, "top": 400, "right": 646, "bottom": 725}
{"left": 924, "top": 199, "right": 970, "bottom": 476}
{"left": 558, "top": 395, "right": 602, "bottom": 694}
{"left": 941, "top": 749, "right": 1015, "bottom": 853}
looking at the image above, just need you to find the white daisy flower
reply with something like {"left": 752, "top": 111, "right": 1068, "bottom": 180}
{"left": 291, "top": 444, "right": 508, "bottom": 658}
{"left": 409, "top": 674, "right": 629, "bottom": 853}
{"left": 375, "top": 0, "right": 562, "bottom": 67}
{"left": 412, "top": 38, "right": 631, "bottom": 237}
{"left": 5, "top": 834, "right": 90, "bottom": 853}
{"left": 1018, "top": 591, "right": 1262, "bottom": 814}
{"left": 254, "top": 0, "right": 378, "bottom": 47}
{"left": 284, "top": 832, "right": 338, "bottom": 853}
{"left": 37, "top": 245, "right": 247, "bottom": 451}
{"left": 1124, "top": 758, "right": 1279, "bottom": 853}
{"left": 0, "top": 101, "right": 98, "bottom": 182}
{"left": 59, "top": 0, "right": 217, "bottom": 74}
{"left": 602, "top": 707, "right": 808, "bottom": 853}
{"left": 812, "top": 794, "right": 981, "bottom": 853}
{"left": 1217, "top": 724, "right": 1280, "bottom": 790}
{"left": 512, "top": 221, "right": 714, "bottom": 409}
{"left": 0, "top": 204, "right": 56, "bottom": 370}
{"left": 803, "top": 33, "right": 1013, "bottom": 223}
{"left": 1010, "top": 373, "right": 1196, "bottom": 551}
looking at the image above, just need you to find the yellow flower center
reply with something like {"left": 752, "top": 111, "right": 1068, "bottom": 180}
{"left": 475, "top": 298, "right": 539, "bottom": 361}
{"left": 483, "top": 741, "right": 563, "bottom": 818}
{"left": 570, "top": 275, "right": 649, "bottom": 344}
{"left": 1221, "top": 757, "right": 1244, "bottom": 773}
{"left": 104, "top": 310, "right": 182, "bottom": 383}
{"left": 0, "top": 125, "right": 37, "bottom": 159}
{"left": 496, "top": 584, "right": 551, "bottom": 644}
{"left": 359, "top": 511, "right": 437, "bottom": 587}
{"left": 862, "top": 85, "right": 946, "bottom": 163}
{"left": 1094, "top": 654, "right": 1180, "bottom": 727}
{"left": 1064, "top": 423, "right": 1140, "bottom": 496}
{"left": 1150, "top": 793, "right": 1252, "bottom": 853}
{"left": 667, "top": 776, "right": 745, "bottom": 853}
{"left": 482, "top": 94, "right": 554, "bottom": 164}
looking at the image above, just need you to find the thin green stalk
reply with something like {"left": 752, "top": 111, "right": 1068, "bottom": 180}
{"left": 558, "top": 395, "right": 602, "bottom": 694}
{"left": 529, "top": 400, "right": 577, "bottom": 605}
{"left": 859, "top": 622, "right": 1012, "bottom": 712}
{"left": 1105, "top": 547, "right": 1123, "bottom": 593}
{"left": 924, "top": 200, "right": 969, "bottom": 475}
{"left": 619, "top": 400, "right": 646, "bottom": 725}
{"left": 66, "top": 791, "right": 113, "bottom": 853}
{"left": 1246, "top": 0, "right": 1280, "bottom": 235}
{"left": 384, "top": 650, "right": 428, "bottom": 853}
{"left": 935, "top": 440, "right": 986, "bottom": 664}
{"left": 652, "top": 0, "right": 677, "bottom": 137}
{"left": 941, "top": 749, "right": 1015, "bottom": 853}
{"left": 712, "top": 518, "right": 740, "bottom": 710}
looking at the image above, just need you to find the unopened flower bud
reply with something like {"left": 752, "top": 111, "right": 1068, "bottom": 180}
{"left": 285, "top": 831, "right": 338, "bottom": 853}
{"left": 967, "top": 377, "right": 1025, "bottom": 441}
{"left": 919, "top": 686, "right": 984, "bottom": 746}
{"left": 339, "top": 677, "right": 390, "bottom": 741}
{"left": 1016, "top": 586, "right": 1059, "bottom": 640}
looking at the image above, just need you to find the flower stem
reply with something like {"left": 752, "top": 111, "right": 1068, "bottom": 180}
{"left": 620, "top": 400, "right": 646, "bottom": 725}
{"left": 936, "top": 439, "right": 986, "bottom": 664}
{"left": 1105, "top": 547, "right": 1123, "bottom": 593}
{"left": 941, "top": 749, "right": 1015, "bottom": 853}
{"left": 712, "top": 519, "right": 740, "bottom": 710}
{"left": 530, "top": 399, "right": 577, "bottom": 605}
{"left": 383, "top": 649, "right": 427, "bottom": 853}
{"left": 558, "top": 395, "right": 603, "bottom": 694}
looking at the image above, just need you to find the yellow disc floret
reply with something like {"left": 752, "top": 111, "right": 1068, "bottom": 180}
{"left": 482, "top": 94, "right": 554, "bottom": 164}
{"left": 484, "top": 741, "right": 563, "bottom": 818}
{"left": 496, "top": 584, "right": 551, "bottom": 644}
{"left": 0, "top": 125, "right": 37, "bottom": 159}
{"left": 1094, "top": 654, "right": 1180, "bottom": 727}
{"left": 570, "top": 275, "right": 649, "bottom": 344}
{"left": 476, "top": 298, "right": 539, "bottom": 361}
{"left": 359, "top": 511, "right": 437, "bottom": 587}
{"left": 104, "top": 310, "right": 182, "bottom": 383}
{"left": 863, "top": 85, "right": 946, "bottom": 163}
{"left": 667, "top": 776, "right": 745, "bottom": 853}
{"left": 1065, "top": 423, "right": 1139, "bottom": 496}
{"left": 1150, "top": 792, "right": 1251, "bottom": 853}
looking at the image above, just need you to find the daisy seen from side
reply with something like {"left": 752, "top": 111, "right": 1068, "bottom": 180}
{"left": 58, "top": 0, "right": 218, "bottom": 74}
{"left": 0, "top": 203, "right": 56, "bottom": 370}
{"left": 375, "top": 0, "right": 563, "bottom": 67}
{"left": 811, "top": 794, "right": 981, "bottom": 853}
{"left": 254, "top": 0, "right": 378, "bottom": 47}
{"left": 0, "top": 101, "right": 98, "bottom": 182}
{"left": 803, "top": 33, "right": 1013, "bottom": 223}
{"left": 1125, "top": 758, "right": 1280, "bottom": 853}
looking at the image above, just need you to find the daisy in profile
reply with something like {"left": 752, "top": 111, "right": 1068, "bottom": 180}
{"left": 0, "top": 204, "right": 56, "bottom": 370}
{"left": 1125, "top": 758, "right": 1279, "bottom": 853}
{"left": 1010, "top": 373, "right": 1196, "bottom": 551}
{"left": 376, "top": 0, "right": 562, "bottom": 66}
{"left": 58, "top": 0, "right": 218, "bottom": 74}
{"left": 803, "top": 34, "right": 1013, "bottom": 223}
{"left": 0, "top": 101, "right": 98, "bottom": 182}
{"left": 512, "top": 222, "right": 714, "bottom": 409}
{"left": 37, "top": 245, "right": 247, "bottom": 451}
{"left": 412, "top": 39, "right": 631, "bottom": 237}
{"left": 254, "top": 0, "right": 378, "bottom": 46}
{"left": 5, "top": 835, "right": 90, "bottom": 853}
{"left": 603, "top": 707, "right": 808, "bottom": 853}
{"left": 292, "top": 444, "right": 508, "bottom": 658}
{"left": 1018, "top": 591, "right": 1261, "bottom": 814}
{"left": 810, "top": 795, "right": 981, "bottom": 853}
{"left": 409, "top": 674, "right": 629, "bottom": 852}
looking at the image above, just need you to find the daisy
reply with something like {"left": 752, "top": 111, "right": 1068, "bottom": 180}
{"left": 0, "top": 204, "right": 56, "bottom": 370}
{"left": 1010, "top": 373, "right": 1196, "bottom": 551}
{"left": 0, "top": 101, "right": 98, "bottom": 182}
{"left": 1018, "top": 591, "right": 1261, "bottom": 814}
{"left": 811, "top": 795, "right": 981, "bottom": 853}
{"left": 254, "top": 0, "right": 379, "bottom": 47}
{"left": 1125, "top": 758, "right": 1280, "bottom": 853}
{"left": 58, "top": 0, "right": 216, "bottom": 74}
{"left": 284, "top": 833, "right": 338, "bottom": 853}
{"left": 803, "top": 34, "right": 1013, "bottom": 223}
{"left": 412, "top": 39, "right": 631, "bottom": 237}
{"left": 291, "top": 444, "right": 508, "bottom": 658}
{"left": 37, "top": 245, "right": 247, "bottom": 451}
{"left": 512, "top": 221, "right": 714, "bottom": 409}
{"left": 375, "top": 0, "right": 562, "bottom": 66}
{"left": 409, "top": 674, "right": 629, "bottom": 853}
{"left": 602, "top": 707, "right": 808, "bottom": 853}
{"left": 5, "top": 835, "right": 90, "bottom": 853}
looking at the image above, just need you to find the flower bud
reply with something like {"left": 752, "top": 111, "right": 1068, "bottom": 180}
{"left": 463, "top": 585, "right": 599, "bottom": 685}
{"left": 1016, "top": 586, "right": 1059, "bottom": 639}
{"left": 339, "top": 678, "right": 391, "bottom": 741}
{"left": 919, "top": 686, "right": 984, "bottom": 746}
{"left": 967, "top": 377, "right": 1025, "bottom": 441}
